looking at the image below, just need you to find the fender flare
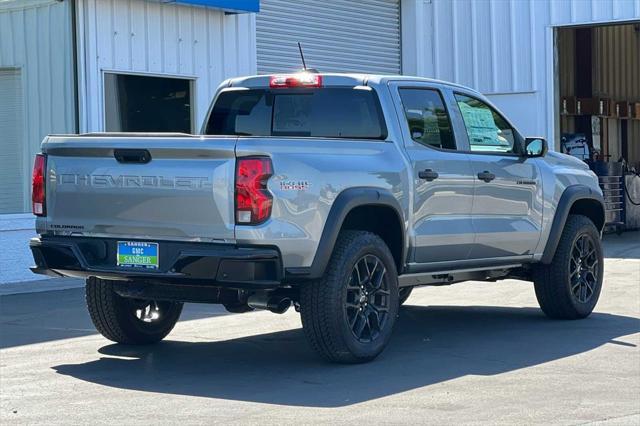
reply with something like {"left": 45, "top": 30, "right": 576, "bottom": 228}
{"left": 286, "top": 187, "right": 406, "bottom": 280}
{"left": 541, "top": 184, "right": 605, "bottom": 264}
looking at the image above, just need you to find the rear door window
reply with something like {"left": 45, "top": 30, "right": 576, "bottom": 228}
{"left": 398, "top": 88, "right": 456, "bottom": 150}
{"left": 206, "top": 88, "right": 387, "bottom": 139}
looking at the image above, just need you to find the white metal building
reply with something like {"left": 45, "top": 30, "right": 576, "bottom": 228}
{"left": 0, "top": 0, "right": 257, "bottom": 215}
{"left": 0, "top": 0, "right": 75, "bottom": 214}
{"left": 75, "top": 0, "right": 256, "bottom": 133}
{"left": 401, "top": 0, "right": 640, "bottom": 154}
{"left": 1, "top": 0, "right": 639, "bottom": 216}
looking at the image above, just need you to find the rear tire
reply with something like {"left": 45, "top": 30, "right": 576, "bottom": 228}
{"left": 86, "top": 277, "right": 183, "bottom": 344}
{"left": 534, "top": 215, "right": 603, "bottom": 319}
{"left": 300, "top": 231, "right": 399, "bottom": 363}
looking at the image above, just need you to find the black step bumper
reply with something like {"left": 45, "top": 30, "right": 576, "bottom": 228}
{"left": 29, "top": 236, "right": 283, "bottom": 289}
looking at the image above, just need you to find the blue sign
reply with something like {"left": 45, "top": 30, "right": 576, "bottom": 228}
{"left": 170, "top": 0, "right": 259, "bottom": 13}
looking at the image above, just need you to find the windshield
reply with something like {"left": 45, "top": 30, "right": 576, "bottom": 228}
{"left": 205, "top": 87, "right": 387, "bottom": 139}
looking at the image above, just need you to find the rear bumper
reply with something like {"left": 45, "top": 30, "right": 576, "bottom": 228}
{"left": 29, "top": 236, "right": 283, "bottom": 289}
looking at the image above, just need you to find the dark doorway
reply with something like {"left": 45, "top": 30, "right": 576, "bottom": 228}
{"left": 104, "top": 73, "right": 193, "bottom": 133}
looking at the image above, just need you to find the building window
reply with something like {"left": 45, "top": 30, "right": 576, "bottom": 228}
{"left": 104, "top": 73, "right": 193, "bottom": 133}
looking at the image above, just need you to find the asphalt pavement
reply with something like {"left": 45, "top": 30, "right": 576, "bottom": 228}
{"left": 1, "top": 233, "right": 639, "bottom": 424}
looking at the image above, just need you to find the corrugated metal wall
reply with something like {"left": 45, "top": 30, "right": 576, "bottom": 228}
{"left": 403, "top": 0, "right": 640, "bottom": 146}
{"left": 0, "top": 0, "right": 76, "bottom": 213}
{"left": 594, "top": 24, "right": 640, "bottom": 100}
{"left": 76, "top": 0, "right": 257, "bottom": 132}
{"left": 593, "top": 24, "right": 640, "bottom": 166}
{"left": 256, "top": 0, "right": 401, "bottom": 74}
{"left": 557, "top": 28, "right": 576, "bottom": 135}
{"left": 417, "top": 0, "right": 535, "bottom": 94}
{"left": 0, "top": 69, "right": 25, "bottom": 213}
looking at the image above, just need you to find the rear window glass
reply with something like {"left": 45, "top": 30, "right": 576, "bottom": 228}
{"left": 205, "top": 88, "right": 387, "bottom": 139}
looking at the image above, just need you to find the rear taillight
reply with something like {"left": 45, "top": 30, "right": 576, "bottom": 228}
{"left": 32, "top": 153, "right": 47, "bottom": 216}
{"left": 235, "top": 157, "right": 273, "bottom": 225}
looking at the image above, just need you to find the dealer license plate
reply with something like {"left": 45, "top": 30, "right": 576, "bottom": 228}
{"left": 117, "top": 241, "right": 159, "bottom": 269}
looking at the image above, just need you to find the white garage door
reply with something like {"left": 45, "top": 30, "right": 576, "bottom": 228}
{"left": 0, "top": 69, "right": 25, "bottom": 214}
{"left": 257, "top": 0, "right": 401, "bottom": 75}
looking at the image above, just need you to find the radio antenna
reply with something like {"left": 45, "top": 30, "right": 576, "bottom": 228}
{"left": 298, "top": 42, "right": 307, "bottom": 71}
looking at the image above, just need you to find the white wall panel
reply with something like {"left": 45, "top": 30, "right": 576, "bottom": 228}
{"left": 77, "top": 0, "right": 257, "bottom": 132}
{"left": 0, "top": 0, "right": 75, "bottom": 212}
{"left": 432, "top": 0, "right": 454, "bottom": 80}
{"left": 405, "top": 0, "right": 535, "bottom": 95}
{"left": 512, "top": 0, "right": 533, "bottom": 92}
{"left": 474, "top": 1, "right": 494, "bottom": 93}
{"left": 402, "top": 0, "right": 640, "bottom": 144}
{"left": 452, "top": 0, "right": 474, "bottom": 88}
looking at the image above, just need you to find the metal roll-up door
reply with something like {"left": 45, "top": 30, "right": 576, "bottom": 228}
{"left": 257, "top": 0, "right": 401, "bottom": 75}
{"left": 0, "top": 69, "right": 25, "bottom": 213}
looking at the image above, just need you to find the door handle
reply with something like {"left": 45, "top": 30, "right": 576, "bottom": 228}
{"left": 418, "top": 169, "right": 439, "bottom": 181}
{"left": 114, "top": 149, "right": 152, "bottom": 164}
{"left": 477, "top": 171, "right": 496, "bottom": 183}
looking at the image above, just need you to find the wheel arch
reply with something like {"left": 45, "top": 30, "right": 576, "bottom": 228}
{"left": 288, "top": 187, "right": 406, "bottom": 279}
{"left": 541, "top": 185, "right": 605, "bottom": 264}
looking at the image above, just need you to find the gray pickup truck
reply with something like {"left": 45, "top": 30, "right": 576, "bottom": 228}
{"left": 30, "top": 72, "right": 605, "bottom": 363}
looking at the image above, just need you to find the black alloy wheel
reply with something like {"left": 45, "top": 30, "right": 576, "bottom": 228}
{"left": 345, "top": 254, "right": 390, "bottom": 343}
{"left": 569, "top": 233, "right": 600, "bottom": 304}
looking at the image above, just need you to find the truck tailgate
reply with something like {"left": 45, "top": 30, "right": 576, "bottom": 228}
{"left": 41, "top": 135, "right": 237, "bottom": 242}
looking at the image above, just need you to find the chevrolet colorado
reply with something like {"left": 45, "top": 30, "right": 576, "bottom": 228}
{"left": 30, "top": 72, "right": 605, "bottom": 363}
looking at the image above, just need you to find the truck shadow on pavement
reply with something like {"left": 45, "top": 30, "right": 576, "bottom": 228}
{"left": 0, "top": 288, "right": 229, "bottom": 349}
{"left": 53, "top": 305, "right": 639, "bottom": 408}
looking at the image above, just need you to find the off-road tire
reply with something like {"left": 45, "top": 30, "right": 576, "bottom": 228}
{"left": 86, "top": 277, "right": 183, "bottom": 344}
{"left": 300, "top": 231, "right": 399, "bottom": 363}
{"left": 399, "top": 287, "right": 413, "bottom": 306}
{"left": 533, "top": 214, "right": 603, "bottom": 319}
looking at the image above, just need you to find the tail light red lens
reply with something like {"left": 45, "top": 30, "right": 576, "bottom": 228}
{"left": 32, "top": 153, "right": 47, "bottom": 216}
{"left": 235, "top": 157, "right": 273, "bottom": 225}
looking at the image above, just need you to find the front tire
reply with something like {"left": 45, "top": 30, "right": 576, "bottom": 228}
{"left": 300, "top": 231, "right": 399, "bottom": 363}
{"left": 534, "top": 215, "right": 603, "bottom": 319}
{"left": 86, "top": 277, "right": 183, "bottom": 344}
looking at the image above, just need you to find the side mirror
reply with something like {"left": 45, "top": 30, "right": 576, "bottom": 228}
{"left": 524, "top": 137, "right": 547, "bottom": 158}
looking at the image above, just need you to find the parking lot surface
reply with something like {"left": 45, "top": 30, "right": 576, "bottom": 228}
{"left": 1, "top": 233, "right": 639, "bottom": 425}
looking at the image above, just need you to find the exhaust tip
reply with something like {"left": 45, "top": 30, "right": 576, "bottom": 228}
{"left": 268, "top": 297, "right": 291, "bottom": 314}
{"left": 247, "top": 294, "right": 291, "bottom": 314}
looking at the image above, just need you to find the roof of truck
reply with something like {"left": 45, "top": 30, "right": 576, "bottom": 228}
{"left": 225, "top": 72, "right": 477, "bottom": 94}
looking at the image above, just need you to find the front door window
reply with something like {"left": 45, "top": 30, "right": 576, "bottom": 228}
{"left": 455, "top": 94, "right": 516, "bottom": 154}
